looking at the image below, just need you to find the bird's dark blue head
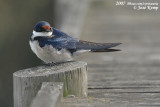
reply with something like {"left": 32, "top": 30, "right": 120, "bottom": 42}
{"left": 34, "top": 21, "right": 52, "bottom": 32}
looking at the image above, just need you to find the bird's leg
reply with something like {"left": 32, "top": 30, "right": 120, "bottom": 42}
{"left": 43, "top": 60, "right": 76, "bottom": 66}
{"left": 56, "top": 60, "right": 76, "bottom": 65}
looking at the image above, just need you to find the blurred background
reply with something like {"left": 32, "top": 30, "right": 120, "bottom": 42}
{"left": 1, "top": 0, "right": 160, "bottom": 107}
{"left": 0, "top": 0, "right": 54, "bottom": 106}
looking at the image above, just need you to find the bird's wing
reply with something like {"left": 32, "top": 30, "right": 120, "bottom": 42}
{"left": 75, "top": 40, "right": 121, "bottom": 49}
{"left": 38, "top": 36, "right": 78, "bottom": 51}
{"left": 50, "top": 40, "right": 121, "bottom": 53}
{"left": 73, "top": 40, "right": 121, "bottom": 52}
{"left": 39, "top": 28, "right": 121, "bottom": 52}
{"left": 51, "top": 28, "right": 121, "bottom": 52}
{"left": 39, "top": 37, "right": 121, "bottom": 52}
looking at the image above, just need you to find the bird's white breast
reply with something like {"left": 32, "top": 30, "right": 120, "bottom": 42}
{"left": 29, "top": 40, "right": 73, "bottom": 63}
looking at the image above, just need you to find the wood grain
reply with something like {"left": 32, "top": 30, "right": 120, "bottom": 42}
{"left": 13, "top": 61, "right": 87, "bottom": 107}
{"left": 31, "top": 82, "right": 63, "bottom": 107}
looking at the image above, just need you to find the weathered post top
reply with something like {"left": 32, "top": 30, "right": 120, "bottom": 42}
{"left": 14, "top": 61, "right": 87, "bottom": 77}
{"left": 13, "top": 61, "right": 88, "bottom": 107}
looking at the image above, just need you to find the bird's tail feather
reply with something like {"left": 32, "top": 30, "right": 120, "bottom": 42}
{"left": 76, "top": 40, "right": 121, "bottom": 52}
{"left": 91, "top": 49, "right": 121, "bottom": 52}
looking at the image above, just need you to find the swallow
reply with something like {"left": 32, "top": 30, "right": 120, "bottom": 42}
{"left": 29, "top": 21, "right": 121, "bottom": 64}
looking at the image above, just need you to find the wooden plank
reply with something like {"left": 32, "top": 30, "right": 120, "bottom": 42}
{"left": 62, "top": 0, "right": 160, "bottom": 106}
{"left": 13, "top": 61, "right": 88, "bottom": 107}
{"left": 87, "top": 66, "right": 160, "bottom": 87}
{"left": 31, "top": 82, "right": 63, "bottom": 107}
{"left": 62, "top": 87, "right": 160, "bottom": 107}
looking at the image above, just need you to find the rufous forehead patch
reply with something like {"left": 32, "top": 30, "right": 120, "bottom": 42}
{"left": 42, "top": 25, "right": 50, "bottom": 30}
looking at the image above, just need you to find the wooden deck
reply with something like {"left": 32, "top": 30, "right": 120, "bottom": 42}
{"left": 62, "top": 0, "right": 160, "bottom": 106}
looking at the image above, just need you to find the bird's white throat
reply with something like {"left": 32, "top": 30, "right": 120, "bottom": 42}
{"left": 32, "top": 30, "right": 52, "bottom": 39}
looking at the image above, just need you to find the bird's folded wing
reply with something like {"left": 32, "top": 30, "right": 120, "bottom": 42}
{"left": 41, "top": 36, "right": 121, "bottom": 52}
{"left": 75, "top": 40, "right": 121, "bottom": 50}
{"left": 51, "top": 40, "right": 121, "bottom": 52}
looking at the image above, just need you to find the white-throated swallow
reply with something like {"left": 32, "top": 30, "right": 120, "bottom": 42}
{"left": 30, "top": 21, "right": 121, "bottom": 63}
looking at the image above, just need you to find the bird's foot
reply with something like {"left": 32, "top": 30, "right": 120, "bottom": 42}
{"left": 43, "top": 62, "right": 57, "bottom": 66}
{"left": 43, "top": 60, "right": 76, "bottom": 66}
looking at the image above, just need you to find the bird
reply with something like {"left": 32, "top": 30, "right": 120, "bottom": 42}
{"left": 29, "top": 21, "right": 121, "bottom": 64}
